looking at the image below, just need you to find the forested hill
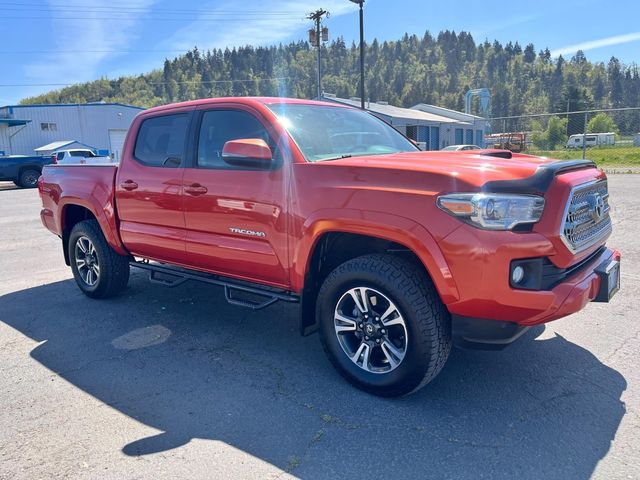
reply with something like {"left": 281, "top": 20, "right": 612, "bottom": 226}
{"left": 20, "top": 31, "right": 640, "bottom": 117}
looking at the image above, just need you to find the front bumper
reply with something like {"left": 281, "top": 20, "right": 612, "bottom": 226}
{"left": 449, "top": 247, "right": 620, "bottom": 349}
{"left": 440, "top": 222, "right": 621, "bottom": 327}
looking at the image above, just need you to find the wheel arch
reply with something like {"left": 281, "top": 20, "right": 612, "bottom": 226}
{"left": 60, "top": 200, "right": 128, "bottom": 265}
{"left": 296, "top": 213, "right": 459, "bottom": 336}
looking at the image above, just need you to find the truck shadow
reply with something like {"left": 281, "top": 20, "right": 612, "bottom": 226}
{"left": 0, "top": 274, "right": 627, "bottom": 479}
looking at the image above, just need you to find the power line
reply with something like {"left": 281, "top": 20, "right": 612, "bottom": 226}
{"left": 0, "top": 4, "right": 305, "bottom": 19}
{"left": 0, "top": 15, "right": 304, "bottom": 21}
{"left": 0, "top": 77, "right": 295, "bottom": 88}
{"left": 0, "top": 49, "right": 193, "bottom": 55}
{"left": 0, "top": 9, "right": 303, "bottom": 18}
{"left": 0, "top": 1, "right": 301, "bottom": 15}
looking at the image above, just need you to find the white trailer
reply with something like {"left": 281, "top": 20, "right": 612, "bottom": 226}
{"left": 566, "top": 132, "right": 616, "bottom": 149}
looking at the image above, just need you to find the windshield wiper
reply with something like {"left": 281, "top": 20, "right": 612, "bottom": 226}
{"left": 317, "top": 154, "right": 353, "bottom": 162}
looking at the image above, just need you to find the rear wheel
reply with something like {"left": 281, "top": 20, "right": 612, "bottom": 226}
{"left": 317, "top": 254, "right": 451, "bottom": 397}
{"left": 18, "top": 169, "right": 40, "bottom": 188}
{"left": 68, "top": 220, "right": 130, "bottom": 298}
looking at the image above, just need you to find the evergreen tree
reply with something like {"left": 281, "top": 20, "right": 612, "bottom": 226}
{"left": 17, "top": 31, "right": 640, "bottom": 137}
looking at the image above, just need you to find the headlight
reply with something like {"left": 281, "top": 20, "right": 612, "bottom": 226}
{"left": 437, "top": 193, "right": 545, "bottom": 230}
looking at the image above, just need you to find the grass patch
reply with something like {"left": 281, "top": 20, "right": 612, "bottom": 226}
{"left": 525, "top": 145, "right": 640, "bottom": 167}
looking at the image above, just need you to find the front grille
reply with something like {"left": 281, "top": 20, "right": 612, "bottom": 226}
{"left": 561, "top": 180, "right": 612, "bottom": 252}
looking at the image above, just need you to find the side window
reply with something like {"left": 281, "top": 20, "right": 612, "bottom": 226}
{"left": 57, "top": 152, "right": 65, "bottom": 160}
{"left": 134, "top": 113, "right": 189, "bottom": 167}
{"left": 197, "top": 110, "right": 272, "bottom": 169}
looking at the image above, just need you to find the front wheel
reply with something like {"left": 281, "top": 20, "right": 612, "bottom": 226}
{"left": 68, "top": 220, "right": 130, "bottom": 298}
{"left": 317, "top": 254, "right": 451, "bottom": 397}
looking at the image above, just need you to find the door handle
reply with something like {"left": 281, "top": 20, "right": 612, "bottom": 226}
{"left": 184, "top": 183, "right": 208, "bottom": 196}
{"left": 120, "top": 180, "right": 138, "bottom": 191}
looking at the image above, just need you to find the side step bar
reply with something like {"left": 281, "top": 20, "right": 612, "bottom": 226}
{"left": 130, "top": 260, "right": 299, "bottom": 310}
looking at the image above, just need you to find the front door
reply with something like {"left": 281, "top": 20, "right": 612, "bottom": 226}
{"left": 181, "top": 106, "right": 289, "bottom": 288}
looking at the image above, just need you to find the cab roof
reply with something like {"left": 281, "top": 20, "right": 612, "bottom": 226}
{"left": 143, "top": 97, "right": 349, "bottom": 115}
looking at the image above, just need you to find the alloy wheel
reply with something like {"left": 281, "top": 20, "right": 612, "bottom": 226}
{"left": 333, "top": 287, "right": 408, "bottom": 374}
{"left": 74, "top": 236, "right": 100, "bottom": 286}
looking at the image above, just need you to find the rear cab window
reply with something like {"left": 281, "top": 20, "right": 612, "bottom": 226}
{"left": 134, "top": 113, "right": 189, "bottom": 167}
{"left": 70, "top": 150, "right": 93, "bottom": 157}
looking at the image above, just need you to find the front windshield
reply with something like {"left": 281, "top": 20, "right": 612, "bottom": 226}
{"left": 267, "top": 103, "right": 418, "bottom": 162}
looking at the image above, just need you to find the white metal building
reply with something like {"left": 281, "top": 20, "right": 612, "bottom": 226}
{"left": 0, "top": 102, "right": 143, "bottom": 159}
{"left": 322, "top": 94, "right": 488, "bottom": 150}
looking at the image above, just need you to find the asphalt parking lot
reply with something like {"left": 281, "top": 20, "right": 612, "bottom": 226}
{"left": 0, "top": 176, "right": 638, "bottom": 480}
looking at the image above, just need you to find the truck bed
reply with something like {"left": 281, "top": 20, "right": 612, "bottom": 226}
{"left": 39, "top": 164, "right": 119, "bottom": 240}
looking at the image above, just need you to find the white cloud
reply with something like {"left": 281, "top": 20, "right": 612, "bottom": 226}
{"left": 551, "top": 32, "right": 640, "bottom": 57}
{"left": 160, "top": 0, "right": 359, "bottom": 52}
{"left": 24, "top": 0, "right": 156, "bottom": 83}
{"left": 470, "top": 14, "right": 540, "bottom": 39}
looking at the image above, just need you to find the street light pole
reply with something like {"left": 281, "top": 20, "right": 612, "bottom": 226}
{"left": 349, "top": 0, "right": 365, "bottom": 109}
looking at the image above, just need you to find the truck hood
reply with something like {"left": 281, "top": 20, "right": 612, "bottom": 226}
{"left": 321, "top": 151, "right": 596, "bottom": 191}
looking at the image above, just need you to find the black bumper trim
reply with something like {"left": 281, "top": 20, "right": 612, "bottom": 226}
{"left": 510, "top": 245, "right": 606, "bottom": 291}
{"left": 452, "top": 315, "right": 530, "bottom": 350}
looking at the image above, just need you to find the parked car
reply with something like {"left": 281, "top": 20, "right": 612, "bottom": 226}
{"left": 0, "top": 154, "right": 54, "bottom": 188}
{"left": 441, "top": 144, "right": 482, "bottom": 151}
{"left": 566, "top": 133, "right": 616, "bottom": 149}
{"left": 38, "top": 97, "right": 620, "bottom": 397}
{"left": 53, "top": 148, "right": 112, "bottom": 165}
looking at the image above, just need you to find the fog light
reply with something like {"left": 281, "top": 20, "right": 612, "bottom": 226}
{"left": 512, "top": 265, "right": 525, "bottom": 284}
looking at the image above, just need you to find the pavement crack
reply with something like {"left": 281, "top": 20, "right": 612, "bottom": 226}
{"left": 602, "top": 329, "right": 640, "bottom": 363}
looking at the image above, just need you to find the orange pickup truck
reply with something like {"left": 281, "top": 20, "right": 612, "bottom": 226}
{"left": 38, "top": 97, "right": 620, "bottom": 396}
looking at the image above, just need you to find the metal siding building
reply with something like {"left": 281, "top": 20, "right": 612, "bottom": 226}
{"left": 321, "top": 95, "right": 488, "bottom": 150}
{"left": 411, "top": 103, "right": 487, "bottom": 148}
{"left": 0, "top": 103, "right": 143, "bottom": 159}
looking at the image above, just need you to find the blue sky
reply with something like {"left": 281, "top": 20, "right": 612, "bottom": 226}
{"left": 1, "top": 0, "right": 639, "bottom": 105}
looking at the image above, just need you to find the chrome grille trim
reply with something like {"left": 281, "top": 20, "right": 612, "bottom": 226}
{"left": 560, "top": 179, "right": 612, "bottom": 253}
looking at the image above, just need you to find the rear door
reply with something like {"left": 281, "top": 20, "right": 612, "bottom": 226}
{"left": 181, "top": 104, "right": 289, "bottom": 288}
{"left": 116, "top": 109, "right": 192, "bottom": 265}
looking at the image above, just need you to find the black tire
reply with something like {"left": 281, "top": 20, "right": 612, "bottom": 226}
{"left": 68, "top": 220, "right": 130, "bottom": 298}
{"left": 317, "top": 254, "right": 451, "bottom": 397}
{"left": 18, "top": 169, "right": 40, "bottom": 188}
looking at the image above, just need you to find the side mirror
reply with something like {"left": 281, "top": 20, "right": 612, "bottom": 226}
{"left": 222, "top": 138, "right": 272, "bottom": 167}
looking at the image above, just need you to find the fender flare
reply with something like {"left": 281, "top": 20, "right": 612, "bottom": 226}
{"left": 292, "top": 208, "right": 459, "bottom": 304}
{"left": 59, "top": 196, "right": 128, "bottom": 256}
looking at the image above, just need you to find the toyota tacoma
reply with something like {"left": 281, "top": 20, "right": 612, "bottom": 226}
{"left": 38, "top": 97, "right": 621, "bottom": 396}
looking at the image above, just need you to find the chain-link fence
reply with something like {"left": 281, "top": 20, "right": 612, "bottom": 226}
{"left": 487, "top": 107, "right": 640, "bottom": 166}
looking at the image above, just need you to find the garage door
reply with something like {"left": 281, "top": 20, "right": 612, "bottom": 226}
{"left": 109, "top": 129, "right": 128, "bottom": 162}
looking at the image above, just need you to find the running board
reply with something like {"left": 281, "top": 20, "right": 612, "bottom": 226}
{"left": 130, "top": 260, "right": 299, "bottom": 310}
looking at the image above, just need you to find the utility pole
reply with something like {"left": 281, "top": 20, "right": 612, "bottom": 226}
{"left": 349, "top": 0, "right": 365, "bottom": 109}
{"left": 308, "top": 9, "right": 329, "bottom": 100}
